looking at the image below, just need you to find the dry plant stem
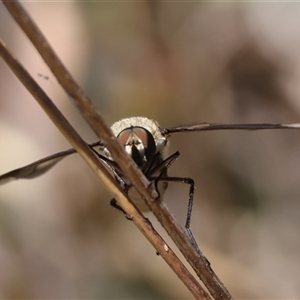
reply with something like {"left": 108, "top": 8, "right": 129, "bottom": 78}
{"left": 0, "top": 39, "right": 211, "bottom": 300}
{"left": 2, "top": 1, "right": 232, "bottom": 299}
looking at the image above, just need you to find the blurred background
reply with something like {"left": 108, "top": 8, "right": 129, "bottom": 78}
{"left": 1, "top": 1, "right": 300, "bottom": 298}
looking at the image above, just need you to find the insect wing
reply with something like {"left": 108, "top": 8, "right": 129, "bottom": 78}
{"left": 2, "top": 119, "right": 300, "bottom": 185}
{"left": 0, "top": 141, "right": 104, "bottom": 185}
{"left": 163, "top": 122, "right": 300, "bottom": 134}
{"left": 0, "top": 149, "right": 76, "bottom": 185}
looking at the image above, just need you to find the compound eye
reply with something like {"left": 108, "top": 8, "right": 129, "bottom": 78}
{"left": 117, "top": 127, "right": 156, "bottom": 162}
{"left": 131, "top": 127, "right": 150, "bottom": 147}
{"left": 117, "top": 128, "right": 132, "bottom": 148}
{"left": 117, "top": 127, "right": 150, "bottom": 148}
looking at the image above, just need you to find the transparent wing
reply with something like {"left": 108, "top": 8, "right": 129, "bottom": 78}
{"left": 163, "top": 123, "right": 300, "bottom": 134}
{"left": 0, "top": 141, "right": 103, "bottom": 185}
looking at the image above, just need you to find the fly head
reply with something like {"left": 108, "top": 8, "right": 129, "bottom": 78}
{"left": 117, "top": 126, "right": 156, "bottom": 168}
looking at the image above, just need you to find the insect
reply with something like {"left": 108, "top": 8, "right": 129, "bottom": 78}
{"left": 1, "top": 116, "right": 300, "bottom": 247}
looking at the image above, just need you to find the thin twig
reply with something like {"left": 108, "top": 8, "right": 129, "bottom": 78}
{"left": 1, "top": 1, "right": 232, "bottom": 299}
{"left": 0, "top": 37, "right": 210, "bottom": 300}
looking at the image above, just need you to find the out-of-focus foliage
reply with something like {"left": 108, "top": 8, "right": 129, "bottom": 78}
{"left": 1, "top": 2, "right": 300, "bottom": 298}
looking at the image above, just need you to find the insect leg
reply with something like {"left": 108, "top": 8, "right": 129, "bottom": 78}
{"left": 110, "top": 198, "right": 132, "bottom": 220}
{"left": 151, "top": 175, "right": 201, "bottom": 254}
{"left": 91, "top": 146, "right": 132, "bottom": 219}
{"left": 90, "top": 147, "right": 128, "bottom": 189}
{"left": 149, "top": 151, "right": 181, "bottom": 177}
{"left": 147, "top": 151, "right": 181, "bottom": 198}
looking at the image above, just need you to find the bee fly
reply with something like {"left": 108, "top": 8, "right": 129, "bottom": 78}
{"left": 1, "top": 116, "right": 300, "bottom": 247}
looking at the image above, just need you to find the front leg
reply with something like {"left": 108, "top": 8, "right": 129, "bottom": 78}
{"left": 152, "top": 175, "right": 201, "bottom": 255}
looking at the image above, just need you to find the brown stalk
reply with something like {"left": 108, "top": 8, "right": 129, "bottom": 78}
{"left": 0, "top": 37, "right": 211, "bottom": 300}
{"left": 1, "top": 1, "right": 232, "bottom": 299}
